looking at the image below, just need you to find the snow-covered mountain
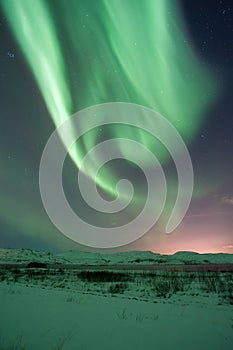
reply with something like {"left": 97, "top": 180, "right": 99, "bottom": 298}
{"left": 0, "top": 248, "right": 65, "bottom": 264}
{"left": 0, "top": 248, "right": 233, "bottom": 265}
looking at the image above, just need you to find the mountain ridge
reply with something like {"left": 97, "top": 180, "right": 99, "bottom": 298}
{"left": 0, "top": 248, "right": 233, "bottom": 265}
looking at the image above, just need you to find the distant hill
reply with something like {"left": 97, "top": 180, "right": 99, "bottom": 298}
{"left": 0, "top": 248, "right": 233, "bottom": 265}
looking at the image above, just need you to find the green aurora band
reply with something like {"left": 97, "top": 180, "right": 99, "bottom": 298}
{"left": 2, "top": 0, "right": 220, "bottom": 201}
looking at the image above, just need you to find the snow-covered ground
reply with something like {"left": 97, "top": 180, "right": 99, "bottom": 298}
{"left": 1, "top": 248, "right": 233, "bottom": 265}
{"left": 0, "top": 282, "right": 233, "bottom": 350}
{"left": 0, "top": 249, "right": 233, "bottom": 349}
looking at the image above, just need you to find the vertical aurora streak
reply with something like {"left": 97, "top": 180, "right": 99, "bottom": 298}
{"left": 2, "top": 0, "right": 220, "bottom": 197}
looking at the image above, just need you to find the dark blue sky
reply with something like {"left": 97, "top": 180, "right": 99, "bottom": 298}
{"left": 0, "top": 0, "right": 233, "bottom": 254}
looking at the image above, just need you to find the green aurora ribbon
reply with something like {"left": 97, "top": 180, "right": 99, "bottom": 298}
{"left": 2, "top": 0, "right": 220, "bottom": 200}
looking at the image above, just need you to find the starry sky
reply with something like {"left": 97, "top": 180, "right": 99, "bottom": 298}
{"left": 0, "top": 0, "right": 233, "bottom": 254}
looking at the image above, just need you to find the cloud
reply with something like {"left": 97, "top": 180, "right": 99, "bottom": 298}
{"left": 185, "top": 211, "right": 228, "bottom": 219}
{"left": 223, "top": 245, "right": 233, "bottom": 250}
{"left": 222, "top": 196, "right": 233, "bottom": 205}
{"left": 185, "top": 214, "right": 211, "bottom": 219}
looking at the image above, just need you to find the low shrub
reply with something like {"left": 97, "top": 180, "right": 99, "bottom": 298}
{"left": 78, "top": 271, "right": 129, "bottom": 283}
{"left": 109, "top": 282, "right": 128, "bottom": 294}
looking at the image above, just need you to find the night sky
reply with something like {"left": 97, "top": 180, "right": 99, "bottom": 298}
{"left": 0, "top": 0, "right": 233, "bottom": 254}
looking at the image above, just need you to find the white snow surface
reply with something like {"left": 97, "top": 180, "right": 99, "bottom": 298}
{"left": 0, "top": 282, "right": 233, "bottom": 350}
{"left": 0, "top": 249, "right": 233, "bottom": 349}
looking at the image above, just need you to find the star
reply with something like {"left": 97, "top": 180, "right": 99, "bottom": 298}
{"left": 7, "top": 52, "right": 15, "bottom": 58}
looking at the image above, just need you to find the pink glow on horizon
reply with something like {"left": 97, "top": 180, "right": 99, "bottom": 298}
{"left": 144, "top": 213, "right": 233, "bottom": 255}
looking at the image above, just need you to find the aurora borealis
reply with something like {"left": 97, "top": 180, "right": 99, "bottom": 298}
{"left": 0, "top": 0, "right": 233, "bottom": 253}
{"left": 1, "top": 0, "right": 219, "bottom": 188}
